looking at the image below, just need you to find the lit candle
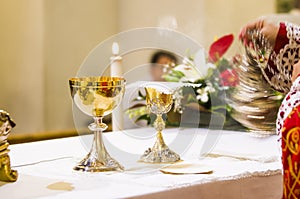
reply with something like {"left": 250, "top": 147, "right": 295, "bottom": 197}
{"left": 110, "top": 42, "right": 123, "bottom": 131}
{"left": 110, "top": 42, "right": 122, "bottom": 77}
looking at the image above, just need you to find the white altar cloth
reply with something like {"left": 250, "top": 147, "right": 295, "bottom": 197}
{"left": 1, "top": 128, "right": 282, "bottom": 198}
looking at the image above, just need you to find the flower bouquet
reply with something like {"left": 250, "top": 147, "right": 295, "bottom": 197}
{"left": 126, "top": 34, "right": 246, "bottom": 130}
{"left": 163, "top": 34, "right": 246, "bottom": 129}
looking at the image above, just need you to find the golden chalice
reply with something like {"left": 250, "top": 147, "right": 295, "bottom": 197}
{"left": 69, "top": 76, "right": 125, "bottom": 172}
{"left": 140, "top": 87, "right": 180, "bottom": 163}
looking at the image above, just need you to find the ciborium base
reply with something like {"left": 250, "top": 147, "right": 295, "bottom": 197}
{"left": 140, "top": 147, "right": 181, "bottom": 164}
{"left": 139, "top": 132, "right": 180, "bottom": 163}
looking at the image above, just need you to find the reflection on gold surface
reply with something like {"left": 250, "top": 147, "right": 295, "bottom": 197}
{"left": 145, "top": 87, "right": 173, "bottom": 112}
{"left": 69, "top": 77, "right": 125, "bottom": 117}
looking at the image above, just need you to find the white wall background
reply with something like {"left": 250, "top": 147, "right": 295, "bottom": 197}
{"left": 118, "top": 0, "right": 276, "bottom": 74}
{"left": 0, "top": 0, "right": 276, "bottom": 134}
{"left": 0, "top": 0, "right": 118, "bottom": 134}
{"left": 0, "top": 0, "right": 45, "bottom": 134}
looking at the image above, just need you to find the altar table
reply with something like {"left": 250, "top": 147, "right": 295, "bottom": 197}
{"left": 1, "top": 128, "right": 282, "bottom": 198}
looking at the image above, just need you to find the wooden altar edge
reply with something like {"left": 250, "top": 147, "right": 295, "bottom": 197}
{"left": 8, "top": 129, "right": 79, "bottom": 144}
{"left": 7, "top": 124, "right": 112, "bottom": 144}
{"left": 126, "top": 174, "right": 282, "bottom": 199}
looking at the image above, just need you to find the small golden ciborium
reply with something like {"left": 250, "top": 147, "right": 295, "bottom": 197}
{"left": 140, "top": 87, "right": 180, "bottom": 163}
{"left": 69, "top": 76, "right": 125, "bottom": 172}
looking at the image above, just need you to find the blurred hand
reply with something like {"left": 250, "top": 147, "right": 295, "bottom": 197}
{"left": 239, "top": 17, "right": 280, "bottom": 48}
{"left": 292, "top": 60, "right": 300, "bottom": 82}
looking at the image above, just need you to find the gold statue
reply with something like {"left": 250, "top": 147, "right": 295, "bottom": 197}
{"left": 0, "top": 110, "right": 17, "bottom": 182}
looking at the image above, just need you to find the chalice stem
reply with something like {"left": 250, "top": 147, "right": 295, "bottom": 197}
{"left": 90, "top": 117, "right": 108, "bottom": 160}
{"left": 74, "top": 116, "right": 124, "bottom": 172}
{"left": 90, "top": 130, "right": 108, "bottom": 161}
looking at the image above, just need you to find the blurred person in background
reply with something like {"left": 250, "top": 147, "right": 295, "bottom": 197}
{"left": 150, "top": 51, "right": 177, "bottom": 81}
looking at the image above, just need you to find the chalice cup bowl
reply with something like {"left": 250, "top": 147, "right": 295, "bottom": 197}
{"left": 69, "top": 76, "right": 125, "bottom": 172}
{"left": 140, "top": 87, "right": 180, "bottom": 163}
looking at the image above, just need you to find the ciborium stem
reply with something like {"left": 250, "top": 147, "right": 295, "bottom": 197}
{"left": 153, "top": 131, "right": 166, "bottom": 150}
{"left": 153, "top": 114, "right": 167, "bottom": 149}
{"left": 154, "top": 114, "right": 165, "bottom": 132}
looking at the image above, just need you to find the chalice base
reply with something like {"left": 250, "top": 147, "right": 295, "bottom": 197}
{"left": 139, "top": 145, "right": 180, "bottom": 164}
{"left": 73, "top": 152, "right": 124, "bottom": 172}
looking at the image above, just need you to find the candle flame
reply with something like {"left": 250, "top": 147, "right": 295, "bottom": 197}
{"left": 112, "top": 42, "right": 119, "bottom": 55}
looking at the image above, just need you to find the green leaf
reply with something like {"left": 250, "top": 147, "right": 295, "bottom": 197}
{"left": 136, "top": 114, "right": 150, "bottom": 123}
{"left": 170, "top": 70, "right": 185, "bottom": 77}
{"left": 163, "top": 75, "right": 181, "bottom": 82}
{"left": 132, "top": 90, "right": 146, "bottom": 101}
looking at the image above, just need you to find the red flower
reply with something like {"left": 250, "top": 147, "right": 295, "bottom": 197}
{"left": 220, "top": 69, "right": 238, "bottom": 87}
{"left": 209, "top": 34, "right": 234, "bottom": 63}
